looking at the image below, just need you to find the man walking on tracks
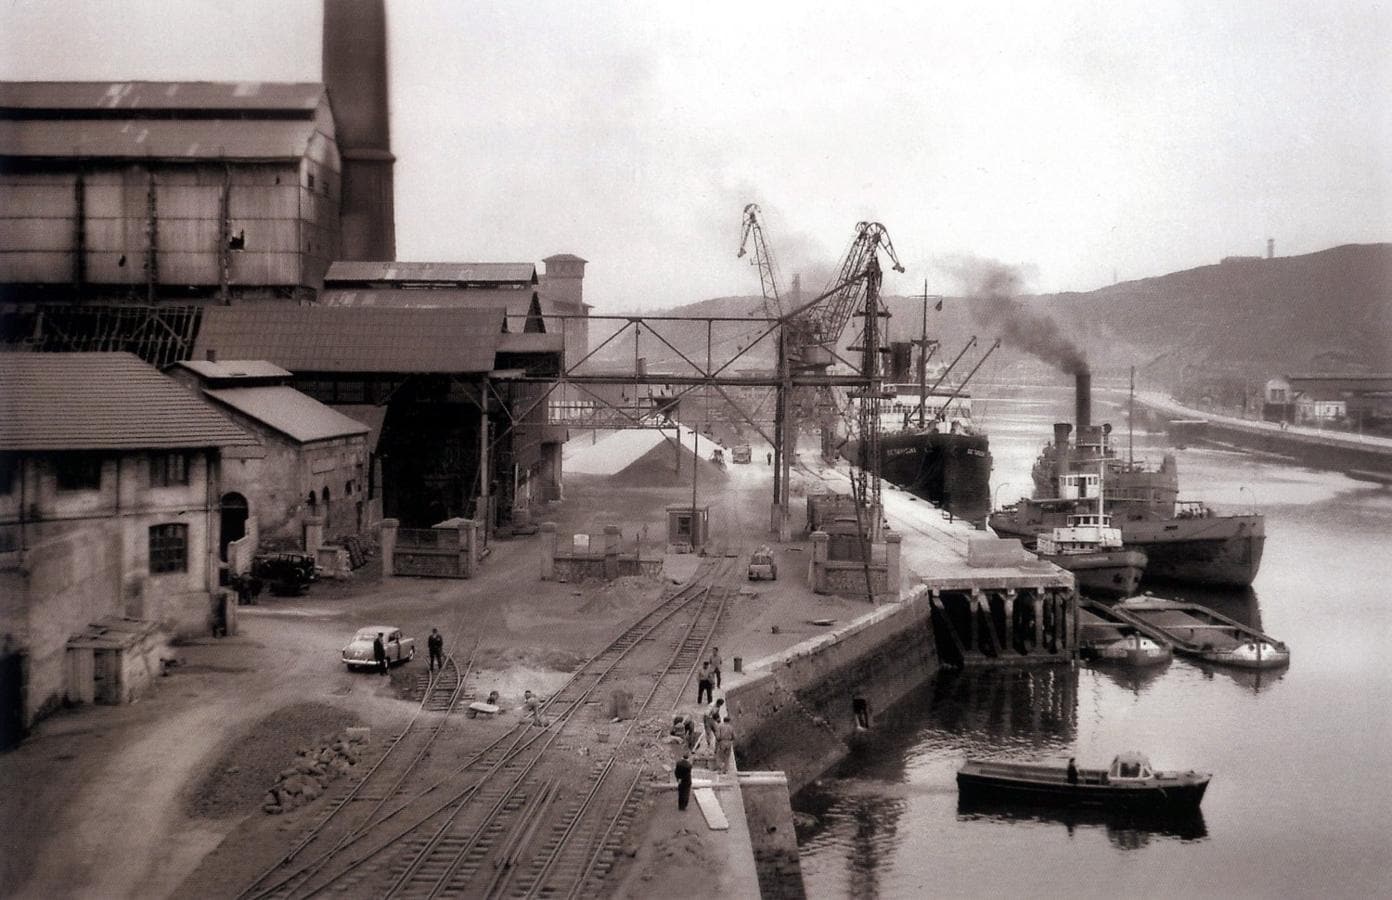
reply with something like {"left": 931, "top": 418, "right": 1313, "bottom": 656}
{"left": 708, "top": 646, "right": 723, "bottom": 688}
{"left": 696, "top": 660, "right": 714, "bottom": 705}
{"left": 675, "top": 752, "right": 693, "bottom": 811}
{"left": 523, "top": 690, "right": 545, "bottom": 727}
{"left": 373, "top": 632, "right": 388, "bottom": 676}
{"left": 427, "top": 627, "right": 444, "bottom": 672}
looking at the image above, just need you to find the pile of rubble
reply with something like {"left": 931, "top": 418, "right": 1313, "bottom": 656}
{"left": 261, "top": 728, "right": 368, "bottom": 815}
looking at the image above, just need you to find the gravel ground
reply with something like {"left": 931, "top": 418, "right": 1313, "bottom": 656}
{"left": 183, "top": 702, "right": 360, "bottom": 819}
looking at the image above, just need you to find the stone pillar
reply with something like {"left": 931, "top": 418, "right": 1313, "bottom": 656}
{"left": 810, "top": 531, "right": 829, "bottom": 594}
{"left": 1003, "top": 589, "right": 1017, "bottom": 653}
{"left": 540, "top": 522, "right": 557, "bottom": 580}
{"left": 884, "top": 531, "right": 902, "bottom": 603}
{"left": 968, "top": 589, "right": 980, "bottom": 653}
{"left": 303, "top": 514, "right": 324, "bottom": 555}
{"left": 1032, "top": 594, "right": 1045, "bottom": 653}
{"left": 603, "top": 525, "right": 621, "bottom": 579}
{"left": 459, "top": 519, "right": 478, "bottom": 578}
{"left": 380, "top": 518, "right": 399, "bottom": 577}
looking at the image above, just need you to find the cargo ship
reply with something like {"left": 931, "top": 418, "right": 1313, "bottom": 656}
{"left": 990, "top": 371, "right": 1265, "bottom": 587}
{"left": 845, "top": 381, "right": 994, "bottom": 523}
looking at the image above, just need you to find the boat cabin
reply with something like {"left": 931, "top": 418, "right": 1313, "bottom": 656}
{"left": 1059, "top": 472, "right": 1101, "bottom": 501}
{"left": 1109, "top": 752, "right": 1155, "bottom": 781}
{"left": 1036, "top": 512, "right": 1125, "bottom": 554}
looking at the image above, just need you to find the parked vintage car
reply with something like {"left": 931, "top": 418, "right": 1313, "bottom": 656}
{"left": 342, "top": 626, "right": 415, "bottom": 670}
{"left": 748, "top": 546, "right": 778, "bottom": 580}
{"left": 252, "top": 551, "right": 317, "bottom": 596}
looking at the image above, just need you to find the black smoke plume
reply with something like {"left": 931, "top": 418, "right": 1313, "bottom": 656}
{"left": 938, "top": 254, "right": 1088, "bottom": 375}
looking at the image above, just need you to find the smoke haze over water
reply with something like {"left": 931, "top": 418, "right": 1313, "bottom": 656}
{"left": 939, "top": 254, "right": 1088, "bottom": 375}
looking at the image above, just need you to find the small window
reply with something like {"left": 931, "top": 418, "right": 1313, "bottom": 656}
{"left": 150, "top": 452, "right": 189, "bottom": 487}
{"left": 345, "top": 480, "right": 355, "bottom": 496}
{"left": 307, "top": 172, "right": 315, "bottom": 190}
{"left": 55, "top": 453, "right": 102, "bottom": 492}
{"left": 149, "top": 523, "right": 188, "bottom": 574}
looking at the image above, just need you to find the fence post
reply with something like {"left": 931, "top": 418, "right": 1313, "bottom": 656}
{"left": 540, "top": 522, "right": 557, "bottom": 580}
{"left": 380, "top": 518, "right": 398, "bottom": 577}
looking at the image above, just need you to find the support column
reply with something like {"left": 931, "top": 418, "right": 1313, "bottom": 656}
{"left": 968, "top": 589, "right": 981, "bottom": 653}
{"left": 1003, "top": 589, "right": 1017, "bottom": 653}
{"left": 380, "top": 518, "right": 398, "bottom": 577}
{"left": 460, "top": 519, "right": 478, "bottom": 578}
{"left": 540, "top": 522, "right": 557, "bottom": 580}
{"left": 883, "top": 531, "right": 902, "bottom": 603}
{"left": 1032, "top": 594, "right": 1045, "bottom": 653}
{"left": 810, "top": 531, "right": 829, "bottom": 594}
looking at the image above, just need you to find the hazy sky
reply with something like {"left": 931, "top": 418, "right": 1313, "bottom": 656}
{"left": 3, "top": 0, "right": 1388, "bottom": 309}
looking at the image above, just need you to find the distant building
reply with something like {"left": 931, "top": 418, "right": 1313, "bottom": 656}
{"left": 540, "top": 254, "right": 590, "bottom": 370}
{"left": 1263, "top": 373, "right": 1392, "bottom": 428}
{"left": 169, "top": 359, "right": 373, "bottom": 552}
{"left": 0, "top": 352, "right": 252, "bottom": 730}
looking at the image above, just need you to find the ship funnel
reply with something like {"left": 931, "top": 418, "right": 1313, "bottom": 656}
{"left": 1075, "top": 369, "right": 1092, "bottom": 434}
{"left": 1053, "top": 422, "right": 1072, "bottom": 491}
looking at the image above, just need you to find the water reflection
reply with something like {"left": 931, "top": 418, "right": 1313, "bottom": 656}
{"left": 956, "top": 796, "right": 1209, "bottom": 849}
{"left": 797, "top": 785, "right": 908, "bottom": 899}
{"left": 928, "top": 666, "right": 1079, "bottom": 747}
{"left": 1085, "top": 657, "right": 1173, "bottom": 693}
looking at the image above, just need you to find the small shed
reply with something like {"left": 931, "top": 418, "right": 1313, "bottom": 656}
{"left": 65, "top": 617, "right": 169, "bottom": 706}
{"left": 666, "top": 504, "right": 709, "bottom": 551}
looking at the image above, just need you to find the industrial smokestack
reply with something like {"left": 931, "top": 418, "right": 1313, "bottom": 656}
{"left": 1075, "top": 369, "right": 1092, "bottom": 435}
{"left": 323, "top": 0, "right": 397, "bottom": 262}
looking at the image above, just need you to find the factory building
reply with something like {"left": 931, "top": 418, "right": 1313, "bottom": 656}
{"left": 0, "top": 81, "right": 341, "bottom": 308}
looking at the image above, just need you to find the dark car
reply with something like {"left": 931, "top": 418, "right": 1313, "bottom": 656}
{"left": 252, "top": 552, "right": 317, "bottom": 596}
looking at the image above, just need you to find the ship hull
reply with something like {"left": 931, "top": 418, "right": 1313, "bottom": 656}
{"left": 991, "top": 507, "right": 1265, "bottom": 587}
{"left": 872, "top": 431, "right": 993, "bottom": 523}
{"left": 1038, "top": 549, "right": 1147, "bottom": 598}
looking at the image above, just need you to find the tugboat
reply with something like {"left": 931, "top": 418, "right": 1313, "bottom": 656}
{"left": 1030, "top": 469, "right": 1147, "bottom": 599}
{"left": 990, "top": 369, "right": 1265, "bottom": 587}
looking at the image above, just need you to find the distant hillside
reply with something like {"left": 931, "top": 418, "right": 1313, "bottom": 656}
{"left": 607, "top": 243, "right": 1392, "bottom": 387}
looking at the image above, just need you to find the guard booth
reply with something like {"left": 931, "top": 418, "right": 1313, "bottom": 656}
{"left": 666, "top": 504, "right": 709, "bottom": 553}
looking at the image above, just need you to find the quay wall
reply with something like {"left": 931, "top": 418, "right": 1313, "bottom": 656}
{"left": 725, "top": 590, "right": 938, "bottom": 793}
{"left": 1131, "top": 393, "right": 1392, "bottom": 477}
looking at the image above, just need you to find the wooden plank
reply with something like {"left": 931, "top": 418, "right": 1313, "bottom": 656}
{"left": 693, "top": 786, "right": 729, "bottom": 831}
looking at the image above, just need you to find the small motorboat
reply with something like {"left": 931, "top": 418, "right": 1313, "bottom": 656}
{"left": 957, "top": 752, "right": 1210, "bottom": 811}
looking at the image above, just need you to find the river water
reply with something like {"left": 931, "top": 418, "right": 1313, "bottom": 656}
{"left": 794, "top": 382, "right": 1392, "bottom": 898}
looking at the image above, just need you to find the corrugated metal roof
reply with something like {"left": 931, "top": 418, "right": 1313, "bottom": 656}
{"left": 174, "top": 360, "right": 291, "bottom": 381}
{"left": 205, "top": 386, "right": 369, "bottom": 444}
{"left": 0, "top": 352, "right": 256, "bottom": 451}
{"left": 194, "top": 306, "right": 503, "bottom": 373}
{"left": 324, "top": 261, "right": 537, "bottom": 284}
{"left": 0, "top": 118, "right": 318, "bottom": 160}
{"left": 0, "top": 81, "right": 325, "bottom": 112}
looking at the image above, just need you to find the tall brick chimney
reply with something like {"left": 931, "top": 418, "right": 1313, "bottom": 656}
{"left": 323, "top": 0, "right": 396, "bottom": 261}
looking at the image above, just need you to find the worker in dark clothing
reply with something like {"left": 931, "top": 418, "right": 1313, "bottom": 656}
{"left": 373, "top": 633, "right": 388, "bottom": 676}
{"left": 766, "top": 452, "right": 772, "bottom": 465}
{"left": 696, "top": 661, "right": 714, "bottom": 705}
{"left": 675, "top": 752, "right": 693, "bottom": 810}
{"left": 427, "top": 627, "right": 444, "bottom": 672}
{"left": 1067, "top": 757, "right": 1079, "bottom": 785}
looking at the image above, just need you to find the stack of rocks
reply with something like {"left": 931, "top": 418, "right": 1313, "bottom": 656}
{"left": 262, "top": 729, "right": 368, "bottom": 815}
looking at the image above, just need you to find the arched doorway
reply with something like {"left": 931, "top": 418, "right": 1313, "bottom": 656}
{"left": 220, "top": 492, "right": 249, "bottom": 561}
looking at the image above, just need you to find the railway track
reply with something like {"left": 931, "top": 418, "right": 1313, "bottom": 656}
{"left": 240, "top": 551, "right": 739, "bottom": 900}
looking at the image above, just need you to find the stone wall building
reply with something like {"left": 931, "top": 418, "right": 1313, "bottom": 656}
{"left": 0, "top": 353, "right": 252, "bottom": 729}
{"left": 169, "top": 359, "right": 373, "bottom": 553}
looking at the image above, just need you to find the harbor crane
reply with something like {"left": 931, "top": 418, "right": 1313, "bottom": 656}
{"left": 737, "top": 203, "right": 784, "bottom": 320}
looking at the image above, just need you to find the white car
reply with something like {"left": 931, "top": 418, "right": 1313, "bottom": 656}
{"left": 342, "top": 626, "right": 415, "bottom": 670}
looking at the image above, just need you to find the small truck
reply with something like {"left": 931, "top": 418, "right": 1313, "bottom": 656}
{"left": 732, "top": 444, "right": 752, "bottom": 464}
{"left": 748, "top": 546, "right": 778, "bottom": 581}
